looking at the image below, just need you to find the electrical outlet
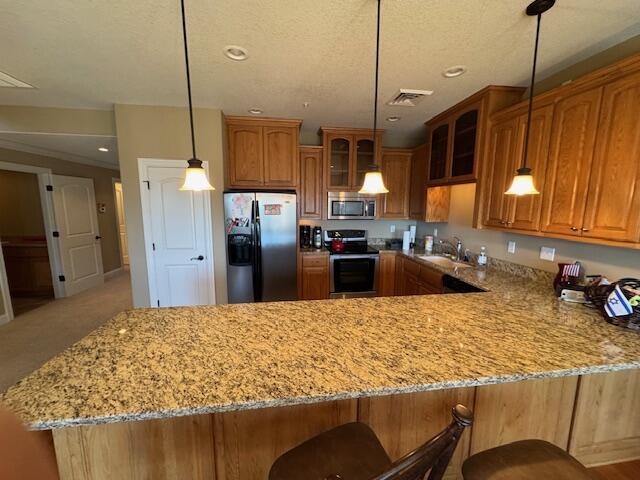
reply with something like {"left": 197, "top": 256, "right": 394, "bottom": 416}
{"left": 540, "top": 246, "right": 556, "bottom": 261}
{"left": 433, "top": 228, "right": 438, "bottom": 237}
{"left": 390, "top": 224, "right": 396, "bottom": 233}
{"left": 507, "top": 241, "right": 516, "bottom": 254}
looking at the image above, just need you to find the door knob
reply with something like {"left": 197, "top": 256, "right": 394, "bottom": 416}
{"left": 95, "top": 235, "right": 102, "bottom": 240}
{"left": 191, "top": 255, "right": 204, "bottom": 261}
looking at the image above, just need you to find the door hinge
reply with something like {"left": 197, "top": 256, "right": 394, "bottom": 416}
{"left": 152, "top": 242, "right": 156, "bottom": 251}
{"left": 46, "top": 185, "right": 53, "bottom": 191}
{"left": 58, "top": 275, "right": 66, "bottom": 282}
{"left": 52, "top": 231, "right": 60, "bottom": 238}
{"left": 143, "top": 180, "right": 150, "bottom": 190}
{"left": 157, "top": 299, "right": 160, "bottom": 307}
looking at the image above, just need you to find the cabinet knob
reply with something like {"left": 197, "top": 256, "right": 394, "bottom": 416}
{"left": 581, "top": 227, "right": 590, "bottom": 232}
{"left": 506, "top": 221, "right": 513, "bottom": 226}
{"left": 570, "top": 226, "right": 579, "bottom": 231}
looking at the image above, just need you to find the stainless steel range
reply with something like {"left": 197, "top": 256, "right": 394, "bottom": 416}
{"left": 324, "top": 229, "right": 379, "bottom": 299}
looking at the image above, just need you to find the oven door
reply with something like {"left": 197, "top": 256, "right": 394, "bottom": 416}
{"left": 330, "top": 254, "right": 378, "bottom": 296}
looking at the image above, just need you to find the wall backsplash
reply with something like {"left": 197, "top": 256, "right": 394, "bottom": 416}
{"left": 416, "top": 183, "right": 640, "bottom": 280}
{"left": 299, "top": 219, "right": 417, "bottom": 240}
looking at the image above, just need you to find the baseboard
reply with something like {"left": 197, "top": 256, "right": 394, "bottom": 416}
{"left": 104, "top": 267, "right": 123, "bottom": 280}
{"left": 0, "top": 312, "right": 10, "bottom": 326}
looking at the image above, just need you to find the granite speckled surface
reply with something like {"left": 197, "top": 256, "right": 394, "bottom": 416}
{"left": 1, "top": 252, "right": 639, "bottom": 430}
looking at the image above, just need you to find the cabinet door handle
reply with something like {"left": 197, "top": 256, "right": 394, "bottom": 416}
{"left": 581, "top": 227, "right": 590, "bottom": 232}
{"left": 506, "top": 221, "right": 513, "bottom": 226}
{"left": 570, "top": 226, "right": 579, "bottom": 231}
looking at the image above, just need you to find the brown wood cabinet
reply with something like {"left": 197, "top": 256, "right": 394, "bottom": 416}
{"left": 377, "top": 251, "right": 397, "bottom": 297}
{"left": 226, "top": 117, "right": 301, "bottom": 189}
{"left": 299, "top": 146, "right": 323, "bottom": 219}
{"left": 380, "top": 149, "right": 412, "bottom": 219}
{"left": 477, "top": 53, "right": 640, "bottom": 248}
{"left": 409, "top": 144, "right": 451, "bottom": 223}
{"left": 321, "top": 127, "right": 383, "bottom": 191}
{"left": 395, "top": 256, "right": 443, "bottom": 296}
{"left": 482, "top": 104, "right": 554, "bottom": 231}
{"left": 299, "top": 253, "right": 329, "bottom": 300}
{"left": 425, "top": 86, "right": 525, "bottom": 186}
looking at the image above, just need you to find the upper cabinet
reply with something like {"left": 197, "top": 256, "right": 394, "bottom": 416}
{"left": 380, "top": 149, "right": 412, "bottom": 219}
{"left": 299, "top": 146, "right": 323, "bottom": 219}
{"left": 321, "top": 127, "right": 383, "bottom": 191}
{"left": 226, "top": 116, "right": 301, "bottom": 189}
{"left": 477, "top": 53, "right": 640, "bottom": 248}
{"left": 425, "top": 86, "right": 525, "bottom": 186}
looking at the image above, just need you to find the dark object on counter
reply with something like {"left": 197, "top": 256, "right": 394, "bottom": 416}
{"left": 443, "top": 275, "right": 485, "bottom": 294}
{"left": 585, "top": 278, "right": 640, "bottom": 331}
{"left": 553, "top": 262, "right": 583, "bottom": 290}
{"left": 269, "top": 404, "right": 473, "bottom": 480}
{"left": 384, "top": 238, "right": 403, "bottom": 250}
{"left": 299, "top": 225, "right": 311, "bottom": 248}
{"left": 313, "top": 226, "right": 323, "bottom": 249}
{"left": 331, "top": 238, "right": 345, "bottom": 253}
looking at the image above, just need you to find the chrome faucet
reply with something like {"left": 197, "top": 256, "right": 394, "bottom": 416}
{"left": 438, "top": 236, "right": 464, "bottom": 261}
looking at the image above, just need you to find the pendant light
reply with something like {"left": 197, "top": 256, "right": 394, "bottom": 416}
{"left": 359, "top": 0, "right": 389, "bottom": 195}
{"left": 179, "top": 0, "right": 214, "bottom": 191}
{"left": 505, "top": 0, "right": 555, "bottom": 196}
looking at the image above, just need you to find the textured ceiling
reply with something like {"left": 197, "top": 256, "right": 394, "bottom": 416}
{"left": 1, "top": 0, "right": 640, "bottom": 146}
{"left": 0, "top": 133, "right": 118, "bottom": 169}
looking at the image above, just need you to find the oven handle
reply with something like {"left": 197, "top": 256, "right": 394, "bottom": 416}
{"left": 329, "top": 254, "right": 379, "bottom": 260}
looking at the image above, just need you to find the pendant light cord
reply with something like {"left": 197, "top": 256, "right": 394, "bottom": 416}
{"left": 372, "top": 0, "right": 381, "bottom": 168}
{"left": 522, "top": 12, "right": 542, "bottom": 170}
{"left": 180, "top": 0, "right": 197, "bottom": 161}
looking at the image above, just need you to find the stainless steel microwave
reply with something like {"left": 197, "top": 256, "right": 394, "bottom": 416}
{"left": 327, "top": 192, "right": 377, "bottom": 220}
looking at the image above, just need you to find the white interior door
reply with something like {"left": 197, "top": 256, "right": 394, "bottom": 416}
{"left": 51, "top": 174, "right": 104, "bottom": 296}
{"left": 142, "top": 162, "right": 214, "bottom": 307}
{"left": 114, "top": 182, "right": 129, "bottom": 265}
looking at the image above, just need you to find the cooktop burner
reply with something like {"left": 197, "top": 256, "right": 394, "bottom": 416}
{"left": 323, "top": 229, "right": 379, "bottom": 255}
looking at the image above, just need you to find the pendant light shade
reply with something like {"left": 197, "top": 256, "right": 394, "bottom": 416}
{"left": 358, "top": 0, "right": 388, "bottom": 195}
{"left": 505, "top": 0, "right": 555, "bottom": 197}
{"left": 179, "top": 0, "right": 214, "bottom": 192}
{"left": 505, "top": 167, "right": 539, "bottom": 196}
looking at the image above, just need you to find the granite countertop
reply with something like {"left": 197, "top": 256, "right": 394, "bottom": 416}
{"left": 2, "top": 252, "right": 639, "bottom": 430}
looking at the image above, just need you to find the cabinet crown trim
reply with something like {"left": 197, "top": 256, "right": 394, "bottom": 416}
{"left": 225, "top": 115, "right": 302, "bottom": 127}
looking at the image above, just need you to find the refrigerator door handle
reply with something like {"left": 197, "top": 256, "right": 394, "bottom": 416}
{"left": 250, "top": 200, "right": 259, "bottom": 302}
{"left": 254, "top": 200, "right": 263, "bottom": 301}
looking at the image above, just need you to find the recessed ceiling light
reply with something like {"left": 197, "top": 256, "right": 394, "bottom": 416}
{"left": 442, "top": 65, "right": 467, "bottom": 78}
{"left": 386, "top": 116, "right": 401, "bottom": 122}
{"left": 224, "top": 45, "right": 248, "bottom": 61}
{"left": 248, "top": 108, "right": 263, "bottom": 115}
{"left": 98, "top": 147, "right": 109, "bottom": 152}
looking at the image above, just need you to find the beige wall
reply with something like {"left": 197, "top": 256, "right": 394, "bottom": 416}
{"left": 0, "top": 148, "right": 122, "bottom": 273}
{"left": 114, "top": 105, "right": 226, "bottom": 307}
{"left": 417, "top": 184, "right": 640, "bottom": 279}
{"left": 0, "top": 170, "right": 45, "bottom": 237}
{"left": 299, "top": 219, "right": 417, "bottom": 240}
{"left": 0, "top": 106, "right": 115, "bottom": 136}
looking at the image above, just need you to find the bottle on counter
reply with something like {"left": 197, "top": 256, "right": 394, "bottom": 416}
{"left": 313, "top": 226, "right": 323, "bottom": 249}
{"left": 477, "top": 246, "right": 488, "bottom": 268}
{"left": 425, "top": 235, "right": 434, "bottom": 253}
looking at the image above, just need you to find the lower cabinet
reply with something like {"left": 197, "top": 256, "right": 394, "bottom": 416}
{"left": 299, "top": 253, "right": 330, "bottom": 300}
{"left": 377, "top": 251, "right": 397, "bottom": 297}
{"left": 395, "top": 256, "right": 443, "bottom": 296}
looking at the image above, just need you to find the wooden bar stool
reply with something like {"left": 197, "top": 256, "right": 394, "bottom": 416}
{"left": 268, "top": 404, "right": 473, "bottom": 480}
{"left": 462, "top": 439, "right": 594, "bottom": 479}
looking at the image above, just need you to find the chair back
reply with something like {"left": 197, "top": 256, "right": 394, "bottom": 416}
{"left": 370, "top": 404, "right": 473, "bottom": 480}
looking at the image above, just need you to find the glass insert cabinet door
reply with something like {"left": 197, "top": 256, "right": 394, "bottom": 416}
{"left": 355, "top": 138, "right": 374, "bottom": 187}
{"left": 329, "top": 137, "right": 351, "bottom": 188}
{"left": 429, "top": 123, "right": 449, "bottom": 181}
{"left": 451, "top": 109, "right": 479, "bottom": 178}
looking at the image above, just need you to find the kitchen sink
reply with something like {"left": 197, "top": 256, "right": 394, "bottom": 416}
{"left": 417, "top": 255, "right": 473, "bottom": 269}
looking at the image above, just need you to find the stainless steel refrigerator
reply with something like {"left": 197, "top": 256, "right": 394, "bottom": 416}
{"left": 224, "top": 191, "right": 297, "bottom": 303}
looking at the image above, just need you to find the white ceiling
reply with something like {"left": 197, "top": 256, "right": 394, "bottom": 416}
{"left": 1, "top": 0, "right": 640, "bottom": 146}
{"left": 0, "top": 133, "right": 118, "bottom": 169}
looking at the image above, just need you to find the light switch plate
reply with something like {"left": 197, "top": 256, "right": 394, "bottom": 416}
{"left": 540, "top": 246, "right": 556, "bottom": 261}
{"left": 507, "top": 241, "right": 516, "bottom": 254}
{"left": 433, "top": 228, "right": 438, "bottom": 237}
{"left": 390, "top": 224, "right": 396, "bottom": 233}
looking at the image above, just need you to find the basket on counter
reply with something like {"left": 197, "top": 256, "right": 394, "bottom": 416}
{"left": 585, "top": 278, "right": 640, "bottom": 331}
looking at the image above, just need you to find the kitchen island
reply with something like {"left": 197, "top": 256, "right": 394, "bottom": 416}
{"left": 2, "top": 254, "right": 639, "bottom": 479}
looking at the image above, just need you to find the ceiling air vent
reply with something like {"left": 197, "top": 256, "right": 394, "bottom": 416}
{"left": 387, "top": 88, "right": 433, "bottom": 107}
{"left": 0, "top": 71, "right": 34, "bottom": 88}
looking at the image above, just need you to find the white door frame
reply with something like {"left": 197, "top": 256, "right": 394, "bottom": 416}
{"left": 0, "top": 241, "right": 13, "bottom": 324}
{"left": 138, "top": 158, "right": 216, "bottom": 307}
{"left": 0, "top": 162, "right": 66, "bottom": 323}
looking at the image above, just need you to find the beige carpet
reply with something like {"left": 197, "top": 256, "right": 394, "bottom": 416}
{"left": 0, "top": 269, "right": 132, "bottom": 392}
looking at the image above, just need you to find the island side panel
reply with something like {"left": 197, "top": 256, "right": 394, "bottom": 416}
{"left": 358, "top": 387, "right": 475, "bottom": 480}
{"left": 470, "top": 376, "right": 579, "bottom": 454}
{"left": 51, "top": 414, "right": 216, "bottom": 480}
{"left": 213, "top": 399, "right": 357, "bottom": 480}
{"left": 569, "top": 369, "right": 640, "bottom": 466}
